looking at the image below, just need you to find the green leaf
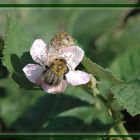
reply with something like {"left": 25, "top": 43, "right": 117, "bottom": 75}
{"left": 9, "top": 92, "right": 92, "bottom": 131}
{"left": 95, "top": 15, "right": 140, "bottom": 67}
{"left": 0, "top": 77, "right": 43, "bottom": 126}
{"left": 17, "top": 8, "right": 73, "bottom": 41}
{"left": 0, "top": 16, "right": 44, "bottom": 126}
{"left": 4, "top": 16, "right": 33, "bottom": 73}
{"left": 70, "top": 0, "right": 129, "bottom": 36}
{"left": 82, "top": 56, "right": 123, "bottom": 83}
{"left": 110, "top": 47, "right": 140, "bottom": 82}
{"left": 111, "top": 79, "right": 140, "bottom": 116}
{"left": 65, "top": 86, "right": 95, "bottom": 105}
{"left": 57, "top": 106, "right": 97, "bottom": 124}
{"left": 57, "top": 93, "right": 114, "bottom": 125}
{"left": 3, "top": 16, "right": 37, "bottom": 89}
{"left": 67, "top": 0, "right": 132, "bottom": 62}
{"left": 111, "top": 16, "right": 140, "bottom": 52}
{"left": 57, "top": 104, "right": 113, "bottom": 125}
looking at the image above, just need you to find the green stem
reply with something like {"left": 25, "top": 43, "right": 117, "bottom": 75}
{"left": 88, "top": 78, "right": 132, "bottom": 140}
{"left": 82, "top": 56, "right": 124, "bottom": 84}
{"left": 111, "top": 122, "right": 133, "bottom": 140}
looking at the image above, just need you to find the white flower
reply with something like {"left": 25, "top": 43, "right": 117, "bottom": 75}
{"left": 23, "top": 33, "right": 90, "bottom": 94}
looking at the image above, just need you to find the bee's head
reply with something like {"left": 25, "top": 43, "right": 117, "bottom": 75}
{"left": 54, "top": 57, "right": 67, "bottom": 64}
{"left": 52, "top": 57, "right": 72, "bottom": 72}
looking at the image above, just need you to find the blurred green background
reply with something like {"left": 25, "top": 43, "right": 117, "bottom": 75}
{"left": 0, "top": 0, "right": 140, "bottom": 139}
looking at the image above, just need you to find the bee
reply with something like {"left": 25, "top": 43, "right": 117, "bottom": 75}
{"left": 43, "top": 58, "right": 69, "bottom": 86}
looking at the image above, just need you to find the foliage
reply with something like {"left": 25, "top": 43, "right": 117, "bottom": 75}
{"left": 0, "top": 0, "right": 140, "bottom": 138}
{"left": 111, "top": 79, "right": 140, "bottom": 116}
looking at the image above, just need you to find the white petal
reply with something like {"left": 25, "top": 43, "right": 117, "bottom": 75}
{"left": 58, "top": 45, "right": 84, "bottom": 70}
{"left": 30, "top": 39, "right": 48, "bottom": 65}
{"left": 23, "top": 64, "right": 44, "bottom": 83}
{"left": 42, "top": 80, "right": 67, "bottom": 94}
{"left": 65, "top": 70, "right": 90, "bottom": 86}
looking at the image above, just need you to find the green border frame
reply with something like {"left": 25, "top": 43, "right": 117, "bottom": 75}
{"left": 0, "top": 133, "right": 139, "bottom": 139}
{"left": 0, "top": 2, "right": 140, "bottom": 139}
{"left": 0, "top": 4, "right": 139, "bottom": 8}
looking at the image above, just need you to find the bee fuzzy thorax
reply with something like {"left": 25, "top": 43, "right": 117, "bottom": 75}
{"left": 43, "top": 58, "right": 68, "bottom": 86}
{"left": 51, "top": 58, "right": 68, "bottom": 77}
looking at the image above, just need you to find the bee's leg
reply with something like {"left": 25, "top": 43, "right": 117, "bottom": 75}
{"left": 45, "top": 65, "right": 50, "bottom": 70}
{"left": 43, "top": 65, "right": 50, "bottom": 74}
{"left": 63, "top": 75, "right": 67, "bottom": 80}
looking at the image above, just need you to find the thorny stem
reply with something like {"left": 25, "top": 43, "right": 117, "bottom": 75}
{"left": 87, "top": 75, "right": 132, "bottom": 139}
{"left": 107, "top": 96, "right": 133, "bottom": 140}
{"left": 82, "top": 56, "right": 124, "bottom": 84}
{"left": 108, "top": 123, "right": 133, "bottom": 140}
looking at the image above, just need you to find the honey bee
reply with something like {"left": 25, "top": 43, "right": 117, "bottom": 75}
{"left": 43, "top": 58, "right": 68, "bottom": 86}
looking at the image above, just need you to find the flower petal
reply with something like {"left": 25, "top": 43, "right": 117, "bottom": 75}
{"left": 42, "top": 80, "right": 67, "bottom": 94}
{"left": 65, "top": 70, "right": 90, "bottom": 86}
{"left": 58, "top": 45, "right": 84, "bottom": 70}
{"left": 23, "top": 64, "right": 44, "bottom": 83}
{"left": 30, "top": 39, "right": 48, "bottom": 65}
